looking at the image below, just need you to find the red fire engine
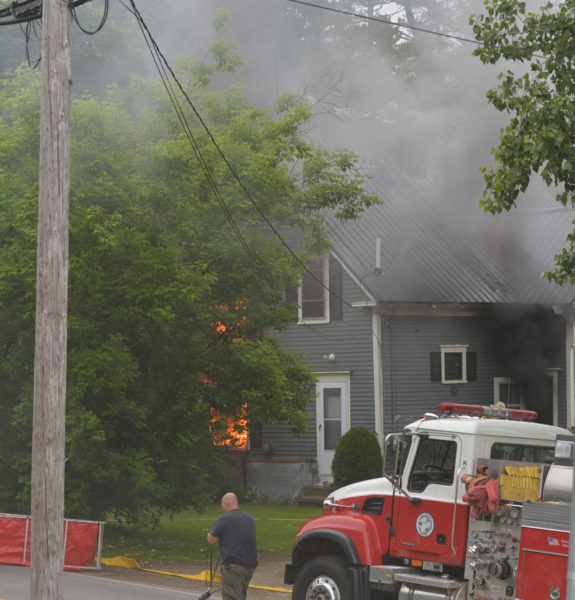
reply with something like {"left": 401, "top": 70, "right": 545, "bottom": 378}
{"left": 284, "top": 402, "right": 574, "bottom": 600}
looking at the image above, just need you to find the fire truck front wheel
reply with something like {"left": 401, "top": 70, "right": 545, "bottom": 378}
{"left": 293, "top": 555, "right": 352, "bottom": 600}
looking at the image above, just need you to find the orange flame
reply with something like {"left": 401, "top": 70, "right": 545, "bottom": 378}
{"left": 212, "top": 303, "right": 247, "bottom": 343}
{"left": 207, "top": 302, "right": 249, "bottom": 448}
{"left": 210, "top": 405, "right": 248, "bottom": 449}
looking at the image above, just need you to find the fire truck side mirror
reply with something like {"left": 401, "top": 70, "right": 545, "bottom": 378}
{"left": 384, "top": 433, "right": 411, "bottom": 480}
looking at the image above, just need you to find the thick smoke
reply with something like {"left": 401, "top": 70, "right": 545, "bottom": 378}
{"left": 488, "top": 305, "right": 565, "bottom": 423}
{"left": 1, "top": 0, "right": 535, "bottom": 192}
{"left": 92, "top": 0, "right": 508, "bottom": 186}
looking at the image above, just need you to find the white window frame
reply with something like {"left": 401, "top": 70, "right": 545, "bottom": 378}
{"left": 494, "top": 376, "right": 514, "bottom": 406}
{"left": 440, "top": 344, "right": 468, "bottom": 384}
{"left": 298, "top": 255, "right": 330, "bottom": 324}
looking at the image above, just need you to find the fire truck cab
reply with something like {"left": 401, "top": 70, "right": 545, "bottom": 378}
{"left": 285, "top": 403, "right": 571, "bottom": 600}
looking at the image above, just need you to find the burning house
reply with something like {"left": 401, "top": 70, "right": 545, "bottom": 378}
{"left": 222, "top": 165, "right": 575, "bottom": 502}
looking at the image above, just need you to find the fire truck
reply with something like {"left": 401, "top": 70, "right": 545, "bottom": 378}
{"left": 284, "top": 402, "right": 574, "bottom": 600}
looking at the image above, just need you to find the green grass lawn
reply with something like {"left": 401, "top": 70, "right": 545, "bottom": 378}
{"left": 103, "top": 504, "right": 322, "bottom": 564}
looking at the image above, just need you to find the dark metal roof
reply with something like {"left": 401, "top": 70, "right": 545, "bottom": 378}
{"left": 327, "top": 165, "right": 575, "bottom": 305}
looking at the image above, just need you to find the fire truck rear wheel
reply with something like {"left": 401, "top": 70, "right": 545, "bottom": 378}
{"left": 293, "top": 555, "right": 352, "bottom": 600}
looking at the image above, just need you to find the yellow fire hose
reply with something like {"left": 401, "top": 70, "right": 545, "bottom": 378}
{"left": 101, "top": 556, "right": 291, "bottom": 593}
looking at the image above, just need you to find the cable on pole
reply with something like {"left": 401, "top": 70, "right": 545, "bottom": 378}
{"left": 0, "top": 0, "right": 91, "bottom": 26}
{"left": 71, "top": 0, "right": 109, "bottom": 35}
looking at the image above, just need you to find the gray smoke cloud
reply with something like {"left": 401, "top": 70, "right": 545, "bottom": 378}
{"left": 109, "top": 0, "right": 508, "bottom": 180}
{"left": 103, "top": 1, "right": 569, "bottom": 279}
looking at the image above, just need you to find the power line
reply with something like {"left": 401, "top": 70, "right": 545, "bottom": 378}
{"left": 122, "top": 0, "right": 258, "bottom": 263}
{"left": 286, "top": 0, "right": 482, "bottom": 47}
{"left": 286, "top": 0, "right": 549, "bottom": 60}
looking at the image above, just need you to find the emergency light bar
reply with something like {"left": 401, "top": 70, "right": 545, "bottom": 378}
{"left": 438, "top": 402, "right": 538, "bottom": 421}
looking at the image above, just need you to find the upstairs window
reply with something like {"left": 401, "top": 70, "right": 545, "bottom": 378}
{"left": 285, "top": 255, "right": 343, "bottom": 324}
{"left": 299, "top": 256, "right": 329, "bottom": 323}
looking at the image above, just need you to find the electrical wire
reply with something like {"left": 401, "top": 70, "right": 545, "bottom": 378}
{"left": 0, "top": 14, "right": 37, "bottom": 25}
{"left": 286, "top": 0, "right": 548, "bottom": 60}
{"left": 285, "top": 0, "right": 482, "bottom": 47}
{"left": 0, "top": 0, "right": 91, "bottom": 26}
{"left": 23, "top": 19, "right": 41, "bottom": 69}
{"left": 122, "top": 0, "right": 258, "bottom": 263}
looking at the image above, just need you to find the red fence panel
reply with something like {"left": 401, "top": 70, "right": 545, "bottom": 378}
{"left": 0, "top": 513, "right": 104, "bottom": 570}
{"left": 63, "top": 520, "right": 101, "bottom": 568}
{"left": 0, "top": 515, "right": 31, "bottom": 565}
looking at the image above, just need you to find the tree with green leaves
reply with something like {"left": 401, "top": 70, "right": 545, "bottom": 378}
{"left": 0, "top": 12, "right": 377, "bottom": 520}
{"left": 471, "top": 0, "right": 575, "bottom": 285}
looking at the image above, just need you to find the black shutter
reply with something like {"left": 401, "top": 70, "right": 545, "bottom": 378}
{"left": 329, "top": 256, "right": 343, "bottom": 321}
{"left": 430, "top": 352, "right": 441, "bottom": 382}
{"left": 467, "top": 352, "right": 477, "bottom": 381}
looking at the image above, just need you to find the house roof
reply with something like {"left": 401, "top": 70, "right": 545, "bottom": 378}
{"left": 327, "top": 164, "right": 575, "bottom": 305}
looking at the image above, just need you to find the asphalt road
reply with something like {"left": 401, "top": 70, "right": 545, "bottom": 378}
{"left": 0, "top": 565, "right": 210, "bottom": 600}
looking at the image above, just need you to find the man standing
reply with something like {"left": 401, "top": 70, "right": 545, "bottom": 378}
{"left": 207, "top": 492, "right": 258, "bottom": 600}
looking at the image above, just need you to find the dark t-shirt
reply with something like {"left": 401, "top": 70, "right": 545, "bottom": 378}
{"left": 210, "top": 509, "right": 258, "bottom": 569}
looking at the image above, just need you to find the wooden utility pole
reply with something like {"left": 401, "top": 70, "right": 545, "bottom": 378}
{"left": 30, "top": 0, "right": 71, "bottom": 598}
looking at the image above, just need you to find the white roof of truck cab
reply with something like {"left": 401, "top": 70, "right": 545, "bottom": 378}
{"left": 405, "top": 415, "right": 570, "bottom": 442}
{"left": 329, "top": 417, "right": 570, "bottom": 504}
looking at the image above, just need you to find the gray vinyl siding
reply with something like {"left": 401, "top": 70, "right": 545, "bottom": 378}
{"left": 262, "top": 263, "right": 375, "bottom": 460}
{"left": 382, "top": 314, "right": 496, "bottom": 435}
{"left": 381, "top": 313, "right": 568, "bottom": 434}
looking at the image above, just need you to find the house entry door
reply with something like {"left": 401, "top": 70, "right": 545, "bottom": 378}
{"left": 316, "top": 376, "right": 349, "bottom": 482}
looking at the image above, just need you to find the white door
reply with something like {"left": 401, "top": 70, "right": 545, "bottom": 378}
{"left": 317, "top": 377, "right": 349, "bottom": 481}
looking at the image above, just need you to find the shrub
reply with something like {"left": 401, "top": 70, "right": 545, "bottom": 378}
{"left": 332, "top": 427, "right": 383, "bottom": 488}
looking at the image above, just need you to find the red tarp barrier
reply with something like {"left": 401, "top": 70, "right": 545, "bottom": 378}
{"left": 63, "top": 520, "right": 100, "bottom": 567}
{"left": 0, "top": 516, "right": 30, "bottom": 565}
{"left": 0, "top": 514, "right": 102, "bottom": 569}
